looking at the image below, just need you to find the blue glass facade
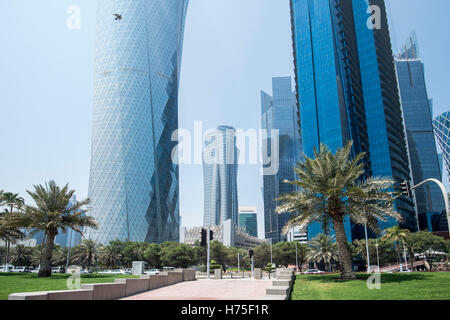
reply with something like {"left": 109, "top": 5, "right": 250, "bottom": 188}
{"left": 433, "top": 112, "right": 450, "bottom": 231}
{"left": 86, "top": 0, "right": 189, "bottom": 244}
{"left": 238, "top": 207, "right": 258, "bottom": 238}
{"left": 290, "top": 0, "right": 415, "bottom": 239}
{"left": 261, "top": 77, "right": 302, "bottom": 243}
{"left": 203, "top": 126, "right": 239, "bottom": 227}
{"left": 395, "top": 33, "right": 445, "bottom": 232}
{"left": 434, "top": 112, "right": 450, "bottom": 185}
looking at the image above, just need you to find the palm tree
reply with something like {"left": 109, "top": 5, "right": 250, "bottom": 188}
{"left": 0, "top": 192, "right": 25, "bottom": 265}
{"left": 0, "top": 211, "right": 25, "bottom": 266}
{"left": 21, "top": 181, "right": 97, "bottom": 277}
{"left": 9, "top": 244, "right": 32, "bottom": 266}
{"left": 72, "top": 239, "right": 99, "bottom": 270}
{"left": 99, "top": 244, "right": 122, "bottom": 269}
{"left": 382, "top": 226, "right": 409, "bottom": 267}
{"left": 276, "top": 141, "right": 402, "bottom": 280}
{"left": 307, "top": 234, "right": 339, "bottom": 272}
{"left": 52, "top": 245, "right": 70, "bottom": 267}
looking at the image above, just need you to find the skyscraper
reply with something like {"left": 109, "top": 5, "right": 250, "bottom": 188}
{"left": 203, "top": 126, "right": 239, "bottom": 227}
{"left": 434, "top": 111, "right": 450, "bottom": 186}
{"left": 395, "top": 32, "right": 445, "bottom": 231}
{"left": 261, "top": 77, "right": 302, "bottom": 243}
{"left": 290, "top": 0, "right": 416, "bottom": 238}
{"left": 238, "top": 207, "right": 258, "bottom": 238}
{"left": 86, "top": 0, "right": 189, "bottom": 244}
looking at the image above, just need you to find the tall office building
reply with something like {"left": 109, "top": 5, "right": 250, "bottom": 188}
{"left": 86, "top": 0, "right": 189, "bottom": 244}
{"left": 290, "top": 0, "right": 416, "bottom": 238}
{"left": 203, "top": 126, "right": 239, "bottom": 227}
{"left": 395, "top": 32, "right": 445, "bottom": 231}
{"left": 238, "top": 207, "right": 258, "bottom": 238}
{"left": 434, "top": 112, "right": 450, "bottom": 185}
{"left": 261, "top": 77, "right": 302, "bottom": 243}
{"left": 433, "top": 112, "right": 450, "bottom": 232}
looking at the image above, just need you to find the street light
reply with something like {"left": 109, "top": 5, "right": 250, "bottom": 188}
{"left": 375, "top": 239, "right": 381, "bottom": 273}
{"left": 364, "top": 223, "right": 371, "bottom": 273}
{"left": 397, "top": 178, "right": 450, "bottom": 236}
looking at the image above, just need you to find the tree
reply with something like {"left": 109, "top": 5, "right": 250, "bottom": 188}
{"left": 122, "top": 241, "right": 148, "bottom": 266}
{"left": 0, "top": 211, "right": 26, "bottom": 267}
{"left": 407, "top": 231, "right": 447, "bottom": 269}
{"left": 159, "top": 242, "right": 195, "bottom": 269}
{"left": 307, "top": 234, "right": 339, "bottom": 272}
{"left": 52, "top": 245, "right": 70, "bottom": 267}
{"left": 99, "top": 241, "right": 123, "bottom": 269}
{"left": 144, "top": 243, "right": 161, "bottom": 268}
{"left": 21, "top": 181, "right": 97, "bottom": 277}
{"left": 9, "top": 244, "right": 32, "bottom": 266}
{"left": 210, "top": 241, "right": 229, "bottom": 270}
{"left": 253, "top": 242, "right": 271, "bottom": 267}
{"left": 276, "top": 141, "right": 401, "bottom": 280}
{"left": 273, "top": 242, "right": 297, "bottom": 267}
{"left": 382, "top": 226, "right": 409, "bottom": 266}
{"left": 0, "top": 192, "right": 25, "bottom": 265}
{"left": 72, "top": 239, "right": 99, "bottom": 270}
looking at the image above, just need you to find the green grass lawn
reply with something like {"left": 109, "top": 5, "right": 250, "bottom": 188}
{"left": 0, "top": 273, "right": 138, "bottom": 300}
{"left": 290, "top": 272, "right": 450, "bottom": 300}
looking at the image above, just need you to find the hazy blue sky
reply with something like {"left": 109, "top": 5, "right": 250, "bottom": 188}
{"left": 0, "top": 0, "right": 449, "bottom": 238}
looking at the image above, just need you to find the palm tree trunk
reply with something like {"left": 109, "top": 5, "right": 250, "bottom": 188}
{"left": 38, "top": 233, "right": 56, "bottom": 277}
{"left": 6, "top": 239, "right": 10, "bottom": 265}
{"left": 3, "top": 240, "right": 8, "bottom": 265}
{"left": 332, "top": 216, "right": 356, "bottom": 280}
{"left": 408, "top": 249, "right": 415, "bottom": 270}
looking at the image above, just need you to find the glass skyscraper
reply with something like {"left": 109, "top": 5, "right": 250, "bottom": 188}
{"left": 290, "top": 0, "right": 416, "bottom": 238}
{"left": 203, "top": 126, "right": 239, "bottom": 227}
{"left": 395, "top": 32, "right": 445, "bottom": 231}
{"left": 434, "top": 111, "right": 450, "bottom": 185}
{"left": 238, "top": 207, "right": 258, "bottom": 238}
{"left": 86, "top": 0, "right": 189, "bottom": 244}
{"left": 261, "top": 77, "right": 302, "bottom": 243}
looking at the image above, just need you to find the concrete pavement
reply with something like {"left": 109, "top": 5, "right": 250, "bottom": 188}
{"left": 121, "top": 278, "right": 273, "bottom": 300}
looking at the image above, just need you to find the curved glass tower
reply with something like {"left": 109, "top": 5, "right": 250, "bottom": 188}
{"left": 203, "top": 126, "right": 239, "bottom": 227}
{"left": 86, "top": 0, "right": 189, "bottom": 244}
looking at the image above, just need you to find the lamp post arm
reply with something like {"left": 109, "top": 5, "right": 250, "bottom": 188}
{"left": 410, "top": 179, "right": 450, "bottom": 236}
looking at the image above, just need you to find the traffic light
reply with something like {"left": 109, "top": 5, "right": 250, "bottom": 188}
{"left": 209, "top": 230, "right": 214, "bottom": 241}
{"left": 400, "top": 180, "right": 411, "bottom": 198}
{"left": 200, "top": 228, "right": 207, "bottom": 247}
{"left": 248, "top": 249, "right": 254, "bottom": 258}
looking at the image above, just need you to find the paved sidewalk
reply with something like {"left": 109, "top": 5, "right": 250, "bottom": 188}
{"left": 122, "top": 279, "right": 272, "bottom": 300}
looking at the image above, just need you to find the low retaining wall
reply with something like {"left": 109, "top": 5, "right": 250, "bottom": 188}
{"left": 114, "top": 278, "right": 149, "bottom": 297}
{"left": 167, "top": 271, "right": 183, "bottom": 285}
{"left": 8, "top": 269, "right": 197, "bottom": 301}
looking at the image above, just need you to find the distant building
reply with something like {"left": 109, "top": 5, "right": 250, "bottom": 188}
{"left": 238, "top": 207, "right": 258, "bottom": 238}
{"left": 395, "top": 32, "right": 445, "bottom": 231}
{"left": 286, "top": 226, "right": 308, "bottom": 244}
{"left": 182, "top": 219, "right": 263, "bottom": 249}
{"left": 434, "top": 111, "right": 450, "bottom": 186}
{"left": 261, "top": 77, "right": 302, "bottom": 243}
{"left": 203, "top": 126, "right": 239, "bottom": 227}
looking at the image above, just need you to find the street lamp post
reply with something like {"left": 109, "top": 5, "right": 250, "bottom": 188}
{"left": 364, "top": 223, "right": 371, "bottom": 273}
{"left": 295, "top": 241, "right": 299, "bottom": 272}
{"left": 375, "top": 239, "right": 381, "bottom": 273}
{"left": 207, "top": 227, "right": 210, "bottom": 279}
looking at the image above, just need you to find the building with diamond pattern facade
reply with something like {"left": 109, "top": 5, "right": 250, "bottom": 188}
{"left": 86, "top": 0, "right": 189, "bottom": 244}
